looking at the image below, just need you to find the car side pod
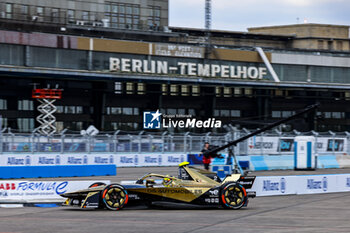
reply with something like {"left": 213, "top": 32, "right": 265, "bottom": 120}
{"left": 101, "top": 184, "right": 129, "bottom": 211}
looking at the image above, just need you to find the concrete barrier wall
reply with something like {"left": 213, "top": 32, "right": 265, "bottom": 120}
{"left": 0, "top": 154, "right": 118, "bottom": 179}
{"left": 249, "top": 174, "right": 350, "bottom": 196}
{"left": 1, "top": 153, "right": 350, "bottom": 177}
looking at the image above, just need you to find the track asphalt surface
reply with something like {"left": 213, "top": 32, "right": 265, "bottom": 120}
{"left": 1, "top": 167, "right": 350, "bottom": 233}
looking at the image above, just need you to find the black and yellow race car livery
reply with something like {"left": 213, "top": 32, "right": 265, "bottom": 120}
{"left": 61, "top": 162, "right": 256, "bottom": 210}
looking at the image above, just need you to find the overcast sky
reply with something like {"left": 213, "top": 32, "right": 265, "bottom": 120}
{"left": 169, "top": 0, "right": 350, "bottom": 32}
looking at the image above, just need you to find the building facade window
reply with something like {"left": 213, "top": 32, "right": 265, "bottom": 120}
{"left": 114, "top": 82, "right": 122, "bottom": 94}
{"left": 215, "top": 87, "right": 222, "bottom": 97}
{"left": 35, "top": 6, "right": 44, "bottom": 22}
{"left": 317, "top": 40, "right": 324, "bottom": 50}
{"left": 272, "top": 111, "right": 281, "bottom": 118}
{"left": 18, "top": 100, "right": 34, "bottom": 111}
{"left": 0, "top": 99, "right": 7, "bottom": 110}
{"left": 67, "top": 9, "right": 75, "bottom": 22}
{"left": 51, "top": 8, "right": 59, "bottom": 23}
{"left": 65, "top": 106, "right": 76, "bottom": 114}
{"left": 177, "top": 109, "right": 185, "bottom": 115}
{"left": 21, "top": 5, "right": 29, "bottom": 16}
{"left": 234, "top": 88, "right": 242, "bottom": 96}
{"left": 106, "top": 107, "right": 139, "bottom": 115}
{"left": 231, "top": 110, "right": 241, "bottom": 117}
{"left": 328, "top": 41, "right": 333, "bottom": 50}
{"left": 214, "top": 109, "right": 241, "bottom": 117}
{"left": 76, "top": 106, "right": 83, "bottom": 114}
{"left": 170, "top": 85, "right": 179, "bottom": 96}
{"left": 181, "top": 85, "right": 189, "bottom": 96}
{"left": 122, "top": 107, "right": 133, "bottom": 115}
{"left": 55, "top": 121, "right": 64, "bottom": 132}
{"left": 223, "top": 87, "right": 232, "bottom": 97}
{"left": 56, "top": 106, "right": 84, "bottom": 114}
{"left": 66, "top": 121, "right": 83, "bottom": 131}
{"left": 107, "top": 107, "right": 121, "bottom": 115}
{"left": 188, "top": 109, "right": 196, "bottom": 116}
{"left": 244, "top": 88, "right": 253, "bottom": 96}
{"left": 6, "top": 3, "right": 13, "bottom": 19}
{"left": 126, "top": 82, "right": 134, "bottom": 94}
{"left": 336, "top": 41, "right": 343, "bottom": 51}
{"left": 56, "top": 106, "right": 64, "bottom": 113}
{"left": 137, "top": 83, "right": 145, "bottom": 94}
{"left": 82, "top": 11, "right": 89, "bottom": 21}
{"left": 167, "top": 108, "right": 177, "bottom": 115}
{"left": 323, "top": 111, "right": 345, "bottom": 119}
{"left": 272, "top": 111, "right": 296, "bottom": 118}
{"left": 148, "top": 6, "right": 161, "bottom": 30}
{"left": 282, "top": 111, "right": 295, "bottom": 118}
{"left": 192, "top": 85, "right": 200, "bottom": 96}
{"left": 36, "top": 7, "right": 43, "bottom": 15}
{"left": 105, "top": 2, "right": 140, "bottom": 29}
{"left": 1, "top": 117, "right": 7, "bottom": 128}
{"left": 17, "top": 118, "right": 34, "bottom": 132}
{"left": 113, "top": 82, "right": 145, "bottom": 95}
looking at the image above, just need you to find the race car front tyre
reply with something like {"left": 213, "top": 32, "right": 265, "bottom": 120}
{"left": 220, "top": 182, "right": 247, "bottom": 210}
{"left": 101, "top": 184, "right": 129, "bottom": 210}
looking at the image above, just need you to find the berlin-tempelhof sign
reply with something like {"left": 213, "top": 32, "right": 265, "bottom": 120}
{"left": 110, "top": 57, "right": 268, "bottom": 80}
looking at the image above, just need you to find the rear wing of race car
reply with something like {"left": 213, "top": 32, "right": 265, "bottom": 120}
{"left": 221, "top": 174, "right": 256, "bottom": 189}
{"left": 237, "top": 176, "right": 256, "bottom": 189}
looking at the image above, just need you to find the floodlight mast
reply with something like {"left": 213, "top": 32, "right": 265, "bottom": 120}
{"left": 205, "top": 0, "right": 212, "bottom": 58}
{"left": 204, "top": 104, "right": 320, "bottom": 156}
{"left": 205, "top": 0, "right": 211, "bottom": 31}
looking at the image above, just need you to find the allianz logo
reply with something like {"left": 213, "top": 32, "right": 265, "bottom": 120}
{"left": 120, "top": 155, "right": 138, "bottom": 164}
{"left": 7, "top": 156, "right": 31, "bottom": 165}
{"left": 346, "top": 178, "right": 350, "bottom": 187}
{"left": 94, "top": 156, "right": 109, "bottom": 164}
{"left": 120, "top": 156, "right": 134, "bottom": 163}
{"left": 307, "top": 177, "right": 328, "bottom": 192}
{"left": 262, "top": 178, "right": 286, "bottom": 193}
{"left": 144, "top": 155, "right": 162, "bottom": 164}
{"left": 67, "top": 156, "right": 88, "bottom": 165}
{"left": 144, "top": 156, "right": 157, "bottom": 163}
{"left": 7, "top": 157, "right": 25, "bottom": 165}
{"left": 167, "top": 156, "right": 180, "bottom": 163}
{"left": 38, "top": 157, "right": 55, "bottom": 165}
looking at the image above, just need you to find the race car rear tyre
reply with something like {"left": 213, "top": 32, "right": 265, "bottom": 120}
{"left": 220, "top": 182, "right": 247, "bottom": 210}
{"left": 89, "top": 182, "right": 106, "bottom": 188}
{"left": 102, "top": 184, "right": 129, "bottom": 211}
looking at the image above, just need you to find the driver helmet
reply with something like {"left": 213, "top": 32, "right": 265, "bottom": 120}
{"left": 163, "top": 177, "right": 172, "bottom": 187}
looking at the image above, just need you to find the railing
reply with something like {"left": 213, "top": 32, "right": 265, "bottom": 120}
{"left": 0, "top": 127, "right": 349, "bottom": 156}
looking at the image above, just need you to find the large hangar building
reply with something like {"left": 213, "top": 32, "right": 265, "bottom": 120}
{"left": 0, "top": 0, "right": 350, "bottom": 133}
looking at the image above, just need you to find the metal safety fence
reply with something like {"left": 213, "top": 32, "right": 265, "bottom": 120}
{"left": 0, "top": 127, "right": 349, "bottom": 155}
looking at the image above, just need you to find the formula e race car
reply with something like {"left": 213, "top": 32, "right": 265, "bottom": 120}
{"left": 60, "top": 162, "right": 256, "bottom": 210}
